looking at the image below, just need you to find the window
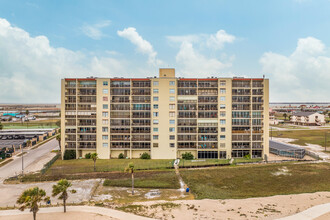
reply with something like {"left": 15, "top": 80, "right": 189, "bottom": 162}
{"left": 169, "top": 120, "right": 175, "bottom": 124}
{"left": 102, "top": 119, "right": 108, "bottom": 125}
{"left": 153, "top": 89, "right": 159, "bottom": 94}
{"left": 103, "top": 89, "right": 108, "bottom": 94}
{"left": 220, "top": 88, "right": 226, "bottom": 94}
{"left": 103, "top": 104, "right": 108, "bottom": 109}
{"left": 153, "top": 81, "right": 159, "bottom": 86}
{"left": 169, "top": 89, "right": 175, "bottom": 94}
{"left": 169, "top": 104, "right": 175, "bottom": 109}
{"left": 220, "top": 135, "right": 225, "bottom": 140}
{"left": 153, "top": 97, "right": 159, "bottom": 101}
{"left": 170, "top": 143, "right": 175, "bottom": 148}
{"left": 102, "top": 112, "right": 108, "bottom": 117}
{"left": 153, "top": 112, "right": 159, "bottom": 117}
{"left": 153, "top": 127, "right": 159, "bottom": 132}
{"left": 220, "top": 143, "right": 226, "bottom": 148}
{"left": 102, "top": 135, "right": 108, "bottom": 140}
{"left": 169, "top": 96, "right": 175, "bottom": 102}
{"left": 220, "top": 104, "right": 225, "bottom": 109}
{"left": 220, "top": 119, "right": 226, "bottom": 125}
{"left": 153, "top": 104, "right": 159, "bottom": 109}
{"left": 169, "top": 81, "right": 175, "bottom": 86}
{"left": 169, "top": 127, "right": 175, "bottom": 132}
{"left": 169, "top": 112, "right": 175, "bottom": 117}
{"left": 153, "top": 119, "right": 159, "bottom": 124}
{"left": 153, "top": 143, "right": 159, "bottom": 148}
{"left": 103, "top": 81, "right": 108, "bottom": 86}
{"left": 153, "top": 135, "right": 159, "bottom": 140}
{"left": 170, "top": 135, "right": 175, "bottom": 140}
{"left": 221, "top": 127, "right": 226, "bottom": 132}
{"left": 220, "top": 96, "right": 225, "bottom": 101}
{"left": 103, "top": 143, "right": 108, "bottom": 147}
{"left": 103, "top": 96, "right": 108, "bottom": 101}
{"left": 102, "top": 127, "right": 108, "bottom": 132}
{"left": 220, "top": 111, "right": 226, "bottom": 117}
{"left": 220, "top": 80, "right": 226, "bottom": 86}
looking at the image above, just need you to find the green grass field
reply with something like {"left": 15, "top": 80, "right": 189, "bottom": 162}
{"left": 271, "top": 129, "right": 330, "bottom": 147}
{"left": 179, "top": 159, "right": 229, "bottom": 167}
{"left": 180, "top": 162, "right": 330, "bottom": 199}
{"left": 47, "top": 158, "right": 175, "bottom": 175}
{"left": 2, "top": 119, "right": 60, "bottom": 129}
{"left": 103, "top": 171, "right": 179, "bottom": 189}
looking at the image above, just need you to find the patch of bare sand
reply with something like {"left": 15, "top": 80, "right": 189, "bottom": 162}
{"left": 315, "top": 212, "right": 330, "bottom": 220}
{"left": 0, "top": 211, "right": 118, "bottom": 220}
{"left": 133, "top": 191, "right": 330, "bottom": 220}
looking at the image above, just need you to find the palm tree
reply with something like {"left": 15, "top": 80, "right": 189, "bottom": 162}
{"left": 16, "top": 187, "right": 49, "bottom": 220}
{"left": 52, "top": 179, "right": 75, "bottom": 213}
{"left": 125, "top": 162, "right": 135, "bottom": 195}
{"left": 56, "top": 135, "right": 61, "bottom": 151}
{"left": 91, "top": 153, "right": 98, "bottom": 172}
{"left": 25, "top": 110, "right": 29, "bottom": 116}
{"left": 283, "top": 113, "right": 287, "bottom": 121}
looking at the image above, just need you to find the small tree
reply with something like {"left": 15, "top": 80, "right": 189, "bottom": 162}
{"left": 140, "top": 152, "right": 151, "bottom": 159}
{"left": 52, "top": 179, "right": 75, "bottom": 213}
{"left": 63, "top": 150, "right": 76, "bottom": 160}
{"left": 125, "top": 162, "right": 135, "bottom": 195}
{"left": 118, "top": 153, "right": 125, "bottom": 159}
{"left": 91, "top": 153, "right": 98, "bottom": 172}
{"left": 56, "top": 135, "right": 61, "bottom": 151}
{"left": 26, "top": 140, "right": 32, "bottom": 148}
{"left": 85, "top": 153, "right": 91, "bottom": 159}
{"left": 17, "top": 187, "right": 49, "bottom": 220}
{"left": 182, "top": 152, "right": 194, "bottom": 160}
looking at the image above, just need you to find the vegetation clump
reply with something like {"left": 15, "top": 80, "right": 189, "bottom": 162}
{"left": 118, "top": 153, "right": 125, "bottom": 159}
{"left": 182, "top": 152, "right": 194, "bottom": 160}
{"left": 140, "top": 152, "right": 151, "bottom": 159}
{"left": 63, "top": 150, "right": 76, "bottom": 160}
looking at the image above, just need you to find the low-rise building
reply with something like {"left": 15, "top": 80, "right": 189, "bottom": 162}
{"left": 291, "top": 112, "right": 325, "bottom": 126}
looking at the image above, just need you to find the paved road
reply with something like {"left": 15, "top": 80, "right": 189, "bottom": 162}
{"left": 0, "top": 138, "right": 58, "bottom": 181}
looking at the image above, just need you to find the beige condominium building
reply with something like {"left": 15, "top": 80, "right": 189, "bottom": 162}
{"left": 61, "top": 68, "right": 269, "bottom": 160}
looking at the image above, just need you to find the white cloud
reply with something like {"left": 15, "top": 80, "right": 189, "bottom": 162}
{"left": 0, "top": 18, "right": 132, "bottom": 103}
{"left": 168, "top": 29, "right": 235, "bottom": 76}
{"left": 117, "top": 27, "right": 162, "bottom": 66}
{"left": 260, "top": 37, "right": 330, "bottom": 102}
{"left": 81, "top": 20, "right": 111, "bottom": 40}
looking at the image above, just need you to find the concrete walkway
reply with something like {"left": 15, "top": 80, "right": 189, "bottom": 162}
{"left": 0, "top": 205, "right": 153, "bottom": 220}
{"left": 277, "top": 203, "right": 330, "bottom": 220}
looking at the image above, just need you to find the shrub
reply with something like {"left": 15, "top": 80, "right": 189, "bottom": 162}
{"left": 140, "top": 152, "right": 151, "bottom": 159}
{"left": 63, "top": 150, "right": 76, "bottom": 160}
{"left": 85, "top": 153, "right": 91, "bottom": 159}
{"left": 118, "top": 153, "right": 125, "bottom": 159}
{"left": 182, "top": 152, "right": 194, "bottom": 160}
{"left": 244, "top": 154, "right": 251, "bottom": 160}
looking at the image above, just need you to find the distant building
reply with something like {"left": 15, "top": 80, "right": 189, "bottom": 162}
{"left": 291, "top": 112, "right": 325, "bottom": 126}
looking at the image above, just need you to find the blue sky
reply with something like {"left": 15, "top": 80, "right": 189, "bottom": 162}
{"left": 0, "top": 0, "right": 330, "bottom": 103}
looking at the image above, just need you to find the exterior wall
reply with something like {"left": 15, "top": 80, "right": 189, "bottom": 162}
{"left": 61, "top": 69, "right": 269, "bottom": 160}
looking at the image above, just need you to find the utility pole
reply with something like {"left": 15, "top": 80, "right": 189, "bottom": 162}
{"left": 325, "top": 132, "right": 327, "bottom": 152}
{"left": 21, "top": 145, "right": 24, "bottom": 176}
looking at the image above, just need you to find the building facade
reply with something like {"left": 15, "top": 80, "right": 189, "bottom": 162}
{"left": 61, "top": 68, "right": 269, "bottom": 159}
{"left": 291, "top": 112, "right": 325, "bottom": 126}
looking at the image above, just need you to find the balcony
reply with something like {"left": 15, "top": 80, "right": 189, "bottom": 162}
{"left": 198, "top": 89, "right": 218, "bottom": 96}
{"left": 110, "top": 81, "right": 130, "bottom": 88}
{"left": 111, "top": 96, "right": 130, "bottom": 103}
{"left": 77, "top": 127, "right": 96, "bottom": 133}
{"left": 132, "top": 88, "right": 151, "bottom": 95}
{"left": 132, "top": 135, "right": 151, "bottom": 141}
{"left": 177, "top": 127, "right": 197, "bottom": 133}
{"left": 78, "top": 81, "right": 96, "bottom": 88}
{"left": 78, "top": 89, "right": 96, "bottom": 96}
{"left": 178, "top": 135, "right": 197, "bottom": 141}
{"left": 232, "top": 134, "right": 251, "bottom": 141}
{"left": 177, "top": 119, "right": 197, "bottom": 126}
{"left": 178, "top": 81, "right": 197, "bottom": 88}
{"left": 132, "top": 112, "right": 151, "bottom": 118}
{"left": 111, "top": 143, "right": 130, "bottom": 149}
{"left": 66, "top": 142, "right": 76, "bottom": 149}
{"left": 198, "top": 81, "right": 218, "bottom": 88}
{"left": 178, "top": 104, "right": 197, "bottom": 111}
{"left": 111, "top": 135, "right": 130, "bottom": 141}
{"left": 198, "top": 127, "right": 217, "bottom": 133}
{"left": 132, "top": 96, "right": 151, "bottom": 103}
{"left": 232, "top": 89, "right": 251, "bottom": 96}
{"left": 178, "top": 89, "right": 197, "bottom": 95}
{"left": 111, "top": 128, "right": 130, "bottom": 134}
{"left": 111, "top": 89, "right": 130, "bottom": 96}
{"left": 252, "top": 81, "right": 263, "bottom": 87}
{"left": 232, "top": 104, "right": 250, "bottom": 111}
{"left": 198, "top": 135, "right": 217, "bottom": 142}
{"left": 111, "top": 104, "right": 130, "bottom": 111}
{"left": 198, "top": 104, "right": 217, "bottom": 111}
{"left": 78, "top": 142, "right": 96, "bottom": 149}
{"left": 198, "top": 112, "right": 217, "bottom": 118}
{"left": 132, "top": 127, "right": 150, "bottom": 133}
{"left": 65, "top": 129, "right": 76, "bottom": 134}
{"left": 132, "top": 81, "right": 151, "bottom": 88}
{"left": 131, "top": 119, "right": 150, "bottom": 126}
{"left": 78, "top": 119, "right": 96, "bottom": 126}
{"left": 232, "top": 96, "right": 250, "bottom": 103}
{"left": 178, "top": 112, "right": 197, "bottom": 118}
{"left": 178, "top": 143, "right": 197, "bottom": 149}
{"left": 198, "top": 96, "right": 217, "bottom": 103}
{"left": 77, "top": 136, "right": 96, "bottom": 141}
{"left": 198, "top": 142, "right": 218, "bottom": 149}
{"left": 110, "top": 112, "right": 130, "bottom": 118}
{"left": 132, "top": 142, "right": 151, "bottom": 149}
{"left": 232, "top": 142, "right": 250, "bottom": 150}
{"left": 111, "top": 119, "right": 131, "bottom": 126}
{"left": 232, "top": 81, "right": 251, "bottom": 88}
